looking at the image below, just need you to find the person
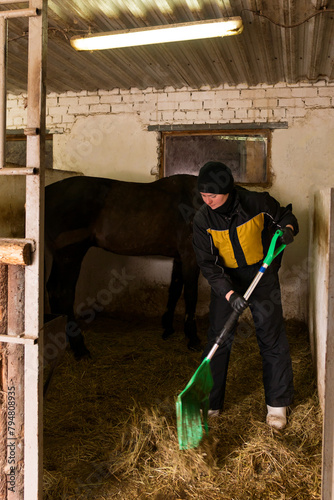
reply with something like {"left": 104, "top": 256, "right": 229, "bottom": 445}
{"left": 192, "top": 161, "right": 299, "bottom": 430}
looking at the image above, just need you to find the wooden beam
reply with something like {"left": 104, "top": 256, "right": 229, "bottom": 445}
{"left": 0, "top": 17, "right": 7, "bottom": 169}
{"left": 148, "top": 122, "right": 289, "bottom": 131}
{"left": 7, "top": 266, "right": 25, "bottom": 497}
{"left": 0, "top": 264, "right": 7, "bottom": 333}
{"left": 0, "top": 264, "right": 8, "bottom": 498}
{"left": 24, "top": 0, "right": 47, "bottom": 497}
{"left": 0, "top": 239, "right": 34, "bottom": 266}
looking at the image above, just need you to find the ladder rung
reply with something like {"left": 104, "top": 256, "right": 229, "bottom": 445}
{"left": 0, "top": 238, "right": 35, "bottom": 265}
{"left": 0, "top": 8, "right": 38, "bottom": 19}
{"left": 0, "top": 334, "right": 38, "bottom": 345}
{"left": 0, "top": 1, "right": 29, "bottom": 4}
{"left": 24, "top": 127, "right": 40, "bottom": 136}
{"left": 0, "top": 167, "right": 38, "bottom": 175}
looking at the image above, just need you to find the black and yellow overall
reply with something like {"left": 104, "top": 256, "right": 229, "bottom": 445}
{"left": 193, "top": 186, "right": 299, "bottom": 411}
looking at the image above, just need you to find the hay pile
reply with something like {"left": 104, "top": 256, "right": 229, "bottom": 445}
{"left": 43, "top": 316, "right": 322, "bottom": 499}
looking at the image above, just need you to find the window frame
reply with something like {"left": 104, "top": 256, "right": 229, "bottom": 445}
{"left": 160, "top": 128, "right": 272, "bottom": 187}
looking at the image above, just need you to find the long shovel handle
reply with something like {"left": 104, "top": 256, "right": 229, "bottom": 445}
{"left": 206, "top": 229, "right": 286, "bottom": 361}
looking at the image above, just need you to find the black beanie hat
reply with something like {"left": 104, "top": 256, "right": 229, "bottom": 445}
{"left": 197, "top": 161, "right": 234, "bottom": 194}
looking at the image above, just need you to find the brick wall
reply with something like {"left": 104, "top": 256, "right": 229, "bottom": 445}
{"left": 6, "top": 81, "right": 333, "bottom": 322}
{"left": 6, "top": 81, "right": 334, "bottom": 132}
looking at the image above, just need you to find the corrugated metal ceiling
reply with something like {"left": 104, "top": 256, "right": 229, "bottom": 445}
{"left": 3, "top": 0, "right": 334, "bottom": 93}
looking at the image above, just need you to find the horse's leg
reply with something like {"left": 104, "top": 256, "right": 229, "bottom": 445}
{"left": 46, "top": 241, "right": 91, "bottom": 360}
{"left": 161, "top": 258, "right": 184, "bottom": 339}
{"left": 182, "top": 260, "right": 201, "bottom": 351}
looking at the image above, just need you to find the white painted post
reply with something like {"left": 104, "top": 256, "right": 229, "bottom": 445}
{"left": 322, "top": 187, "right": 334, "bottom": 500}
{"left": 23, "top": 0, "right": 47, "bottom": 498}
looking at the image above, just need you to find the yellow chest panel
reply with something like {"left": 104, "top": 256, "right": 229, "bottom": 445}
{"left": 207, "top": 213, "right": 265, "bottom": 268}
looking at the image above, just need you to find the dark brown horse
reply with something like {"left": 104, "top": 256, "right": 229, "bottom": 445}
{"left": 45, "top": 174, "right": 203, "bottom": 359}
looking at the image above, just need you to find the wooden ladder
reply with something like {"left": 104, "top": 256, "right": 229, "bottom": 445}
{"left": 0, "top": 1, "right": 47, "bottom": 499}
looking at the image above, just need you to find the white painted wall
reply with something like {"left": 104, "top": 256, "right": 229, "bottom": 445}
{"left": 4, "top": 82, "right": 334, "bottom": 323}
{"left": 270, "top": 108, "right": 334, "bottom": 320}
{"left": 52, "top": 113, "right": 158, "bottom": 182}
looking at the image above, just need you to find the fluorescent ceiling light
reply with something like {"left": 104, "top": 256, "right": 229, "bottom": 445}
{"left": 70, "top": 17, "right": 243, "bottom": 51}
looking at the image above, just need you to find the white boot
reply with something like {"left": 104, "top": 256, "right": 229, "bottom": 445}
{"left": 208, "top": 409, "right": 220, "bottom": 418}
{"left": 266, "top": 405, "right": 287, "bottom": 430}
{"left": 201, "top": 409, "right": 220, "bottom": 418}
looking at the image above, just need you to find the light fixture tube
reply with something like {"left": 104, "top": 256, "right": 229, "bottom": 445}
{"left": 70, "top": 17, "right": 243, "bottom": 51}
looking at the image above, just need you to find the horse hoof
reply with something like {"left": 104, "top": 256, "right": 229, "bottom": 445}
{"left": 73, "top": 347, "right": 92, "bottom": 361}
{"left": 187, "top": 338, "right": 202, "bottom": 352}
{"left": 162, "top": 328, "right": 175, "bottom": 340}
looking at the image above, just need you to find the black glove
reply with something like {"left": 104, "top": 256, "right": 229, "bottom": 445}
{"left": 279, "top": 226, "right": 294, "bottom": 245}
{"left": 228, "top": 292, "right": 248, "bottom": 314}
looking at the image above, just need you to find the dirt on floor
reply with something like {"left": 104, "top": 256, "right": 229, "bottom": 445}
{"left": 43, "top": 314, "right": 322, "bottom": 500}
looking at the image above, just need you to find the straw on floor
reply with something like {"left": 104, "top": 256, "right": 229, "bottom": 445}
{"left": 43, "top": 315, "right": 322, "bottom": 500}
